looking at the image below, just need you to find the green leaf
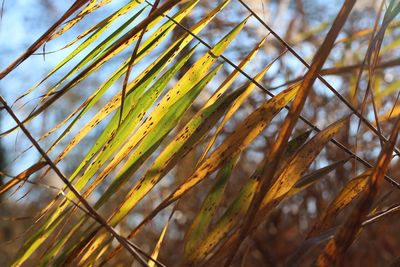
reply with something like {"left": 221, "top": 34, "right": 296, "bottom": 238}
{"left": 184, "top": 157, "right": 238, "bottom": 259}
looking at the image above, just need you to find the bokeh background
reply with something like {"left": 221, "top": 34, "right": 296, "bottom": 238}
{"left": 1, "top": 0, "right": 400, "bottom": 266}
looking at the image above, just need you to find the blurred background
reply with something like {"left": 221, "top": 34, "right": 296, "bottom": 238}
{"left": 1, "top": 0, "right": 400, "bottom": 266}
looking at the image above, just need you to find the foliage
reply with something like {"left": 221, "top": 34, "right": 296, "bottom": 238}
{"left": 1, "top": 0, "right": 400, "bottom": 266}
